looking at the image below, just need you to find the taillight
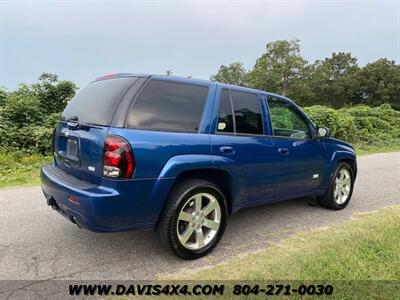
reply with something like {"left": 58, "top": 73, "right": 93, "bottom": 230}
{"left": 103, "top": 135, "right": 135, "bottom": 179}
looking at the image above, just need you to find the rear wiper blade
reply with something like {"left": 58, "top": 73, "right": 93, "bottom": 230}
{"left": 67, "top": 116, "right": 80, "bottom": 129}
{"left": 66, "top": 116, "right": 104, "bottom": 130}
{"left": 67, "top": 115, "right": 78, "bottom": 122}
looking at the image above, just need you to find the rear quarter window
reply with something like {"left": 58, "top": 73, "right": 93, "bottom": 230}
{"left": 127, "top": 80, "right": 209, "bottom": 133}
{"left": 62, "top": 77, "right": 137, "bottom": 126}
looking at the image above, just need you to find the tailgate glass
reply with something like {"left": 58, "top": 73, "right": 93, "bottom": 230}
{"left": 62, "top": 77, "right": 137, "bottom": 126}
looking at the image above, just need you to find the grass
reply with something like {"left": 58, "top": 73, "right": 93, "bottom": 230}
{"left": 354, "top": 144, "right": 400, "bottom": 156}
{"left": 170, "top": 206, "right": 400, "bottom": 281}
{"left": 0, "top": 151, "right": 51, "bottom": 188}
{"left": 159, "top": 206, "right": 400, "bottom": 299}
{"left": 0, "top": 144, "right": 400, "bottom": 189}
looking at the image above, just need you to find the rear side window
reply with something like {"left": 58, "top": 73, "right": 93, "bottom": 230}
{"left": 62, "top": 77, "right": 136, "bottom": 126}
{"left": 217, "top": 89, "right": 234, "bottom": 133}
{"left": 217, "top": 89, "right": 263, "bottom": 135}
{"left": 231, "top": 90, "right": 263, "bottom": 135}
{"left": 127, "top": 80, "right": 208, "bottom": 132}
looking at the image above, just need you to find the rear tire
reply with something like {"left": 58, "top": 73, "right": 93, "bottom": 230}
{"left": 156, "top": 179, "right": 227, "bottom": 259}
{"left": 318, "top": 162, "right": 354, "bottom": 210}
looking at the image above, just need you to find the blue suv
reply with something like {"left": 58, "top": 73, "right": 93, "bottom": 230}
{"left": 41, "top": 73, "right": 357, "bottom": 259}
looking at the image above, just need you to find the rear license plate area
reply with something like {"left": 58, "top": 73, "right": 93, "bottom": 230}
{"left": 66, "top": 137, "right": 79, "bottom": 158}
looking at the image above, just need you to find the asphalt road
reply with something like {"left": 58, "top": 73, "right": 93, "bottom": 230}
{"left": 1, "top": 152, "right": 399, "bottom": 280}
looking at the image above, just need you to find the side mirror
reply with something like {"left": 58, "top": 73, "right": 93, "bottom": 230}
{"left": 317, "top": 127, "right": 330, "bottom": 138}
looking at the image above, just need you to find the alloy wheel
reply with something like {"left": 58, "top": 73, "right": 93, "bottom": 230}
{"left": 176, "top": 192, "right": 221, "bottom": 250}
{"left": 333, "top": 168, "right": 351, "bottom": 205}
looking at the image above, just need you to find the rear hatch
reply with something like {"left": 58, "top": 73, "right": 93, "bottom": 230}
{"left": 54, "top": 77, "right": 138, "bottom": 184}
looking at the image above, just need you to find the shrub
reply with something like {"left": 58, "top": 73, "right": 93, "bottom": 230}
{"left": 0, "top": 74, "right": 76, "bottom": 154}
{"left": 1, "top": 88, "right": 42, "bottom": 127}
{"left": 304, "top": 104, "right": 400, "bottom": 146}
{"left": 342, "top": 104, "right": 400, "bottom": 147}
{"left": 303, "top": 105, "right": 357, "bottom": 142}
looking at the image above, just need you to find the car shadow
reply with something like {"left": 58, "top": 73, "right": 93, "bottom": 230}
{"left": 59, "top": 196, "right": 324, "bottom": 279}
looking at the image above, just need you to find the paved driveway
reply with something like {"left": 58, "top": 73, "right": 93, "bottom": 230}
{"left": 1, "top": 152, "right": 399, "bottom": 280}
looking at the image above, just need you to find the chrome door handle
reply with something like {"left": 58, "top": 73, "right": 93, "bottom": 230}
{"left": 277, "top": 147, "right": 289, "bottom": 155}
{"left": 219, "top": 146, "right": 235, "bottom": 155}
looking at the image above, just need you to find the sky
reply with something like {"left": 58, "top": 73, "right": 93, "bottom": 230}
{"left": 1, "top": 0, "right": 399, "bottom": 89}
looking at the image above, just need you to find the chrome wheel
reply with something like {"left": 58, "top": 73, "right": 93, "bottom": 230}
{"left": 176, "top": 192, "right": 221, "bottom": 250}
{"left": 333, "top": 168, "right": 351, "bottom": 205}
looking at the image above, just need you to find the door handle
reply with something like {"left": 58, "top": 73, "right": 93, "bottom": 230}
{"left": 219, "top": 146, "right": 235, "bottom": 155}
{"left": 277, "top": 147, "right": 290, "bottom": 155}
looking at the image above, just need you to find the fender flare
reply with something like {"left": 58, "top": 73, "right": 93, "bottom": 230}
{"left": 158, "top": 154, "right": 214, "bottom": 178}
{"left": 150, "top": 154, "right": 236, "bottom": 223}
{"left": 321, "top": 150, "right": 357, "bottom": 190}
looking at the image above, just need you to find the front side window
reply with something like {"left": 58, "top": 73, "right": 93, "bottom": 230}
{"left": 217, "top": 89, "right": 263, "bottom": 135}
{"left": 127, "top": 80, "right": 209, "bottom": 132}
{"left": 267, "top": 96, "right": 310, "bottom": 139}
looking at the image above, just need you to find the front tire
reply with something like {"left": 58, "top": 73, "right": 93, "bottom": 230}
{"left": 318, "top": 162, "right": 354, "bottom": 210}
{"left": 156, "top": 179, "right": 227, "bottom": 259}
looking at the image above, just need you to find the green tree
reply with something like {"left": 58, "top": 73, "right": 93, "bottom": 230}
{"left": 210, "top": 62, "right": 248, "bottom": 86}
{"left": 0, "top": 88, "right": 7, "bottom": 106}
{"left": 247, "top": 39, "right": 307, "bottom": 97}
{"left": 305, "top": 52, "right": 359, "bottom": 107}
{"left": 0, "top": 74, "right": 77, "bottom": 153}
{"left": 1, "top": 85, "right": 42, "bottom": 127}
{"left": 353, "top": 59, "right": 400, "bottom": 109}
{"left": 32, "top": 73, "right": 77, "bottom": 114}
{"left": 0, "top": 85, "right": 43, "bottom": 152}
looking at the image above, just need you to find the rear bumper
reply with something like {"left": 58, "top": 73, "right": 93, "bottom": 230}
{"left": 40, "top": 164, "right": 174, "bottom": 232}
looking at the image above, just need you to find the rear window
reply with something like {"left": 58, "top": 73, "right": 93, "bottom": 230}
{"left": 231, "top": 90, "right": 263, "bottom": 135}
{"left": 127, "top": 80, "right": 209, "bottom": 132}
{"left": 217, "top": 89, "right": 234, "bottom": 133}
{"left": 62, "top": 77, "right": 137, "bottom": 126}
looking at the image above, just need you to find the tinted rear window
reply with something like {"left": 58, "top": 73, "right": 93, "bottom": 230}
{"left": 217, "top": 89, "right": 234, "bottom": 133}
{"left": 127, "top": 80, "right": 209, "bottom": 132}
{"left": 231, "top": 90, "right": 263, "bottom": 135}
{"left": 62, "top": 77, "right": 136, "bottom": 126}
